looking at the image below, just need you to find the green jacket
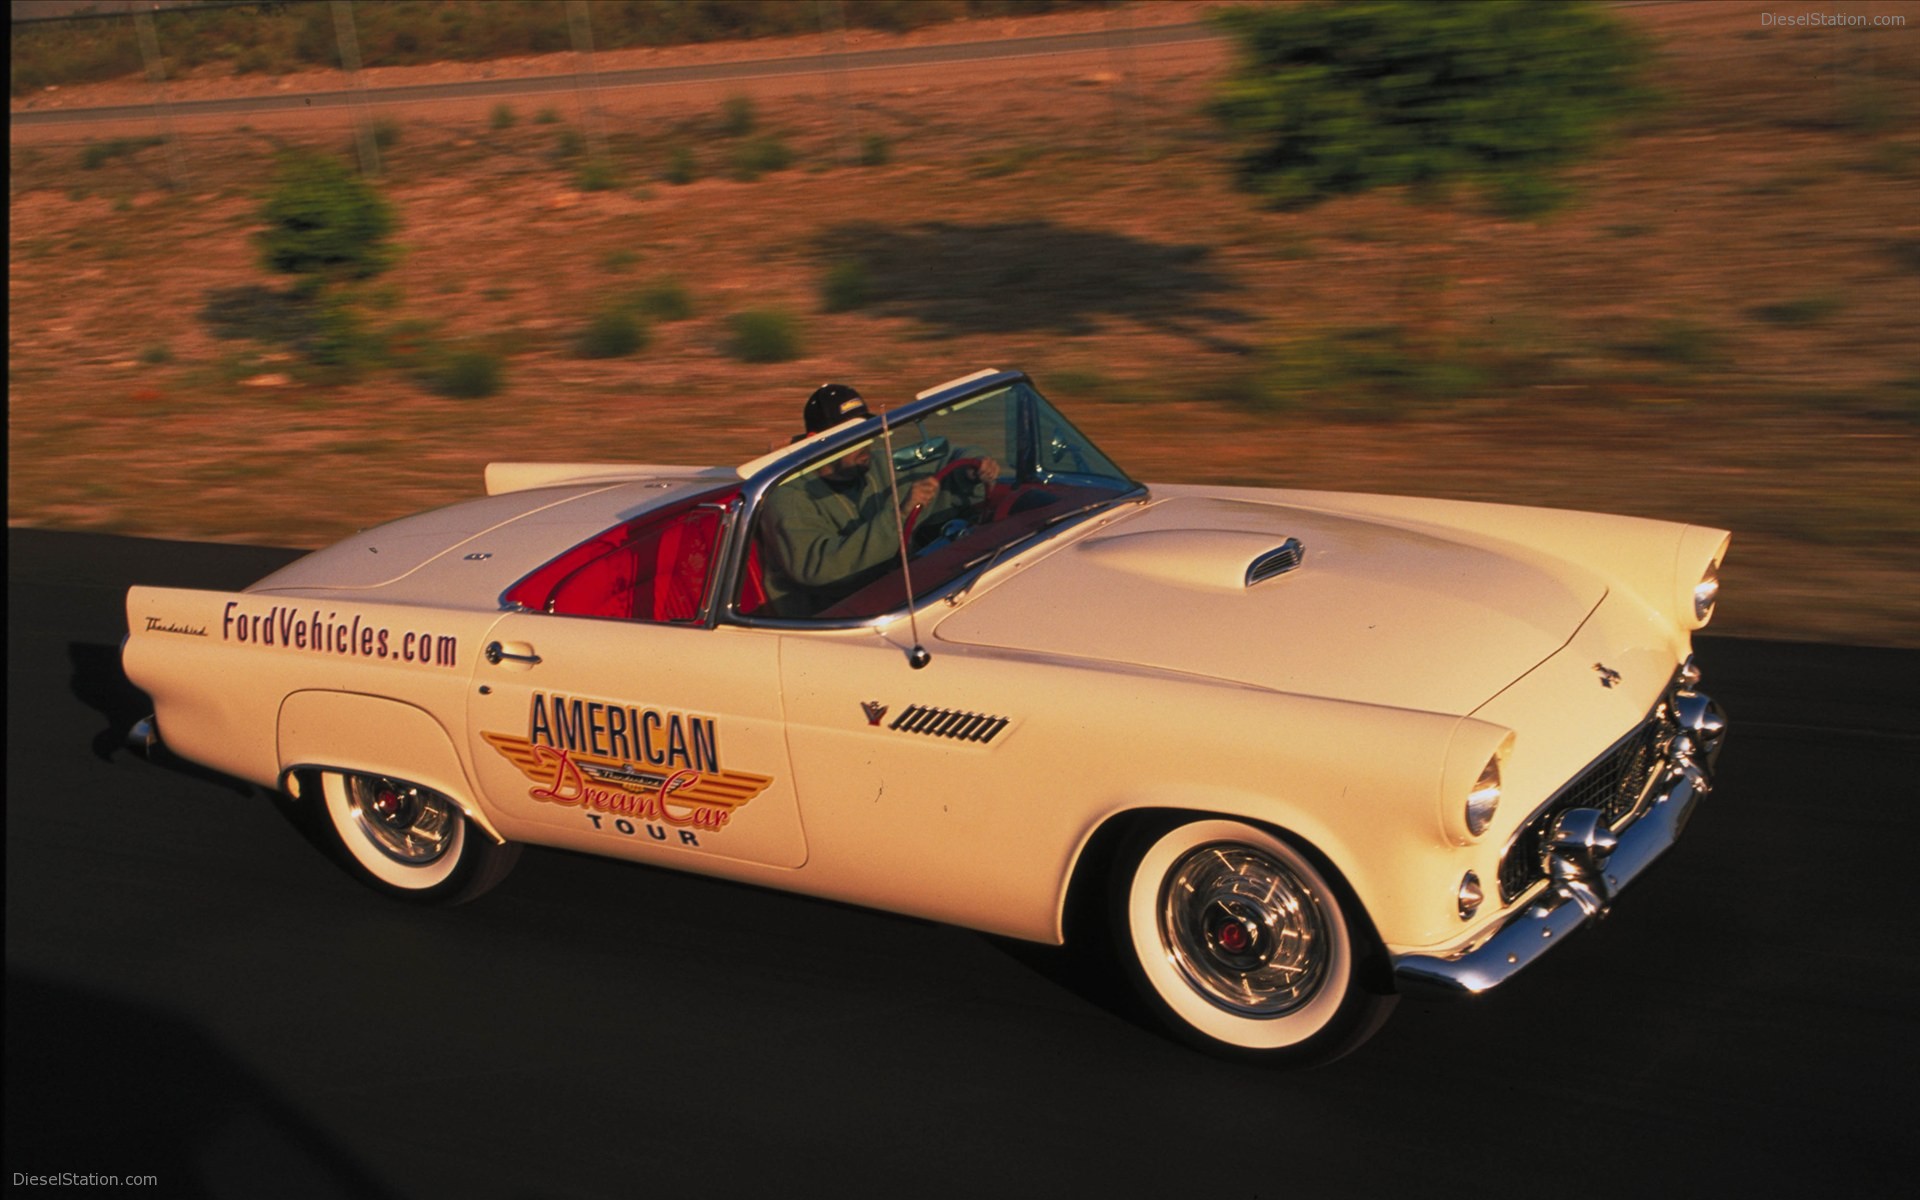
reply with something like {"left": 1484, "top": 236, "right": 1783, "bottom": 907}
{"left": 758, "top": 459, "right": 909, "bottom": 618}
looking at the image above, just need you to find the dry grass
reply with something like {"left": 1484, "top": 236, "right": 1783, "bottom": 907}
{"left": 9, "top": 2, "right": 1919, "bottom": 645}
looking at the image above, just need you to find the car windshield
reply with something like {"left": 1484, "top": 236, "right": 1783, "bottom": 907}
{"left": 743, "top": 380, "right": 1141, "bottom": 621}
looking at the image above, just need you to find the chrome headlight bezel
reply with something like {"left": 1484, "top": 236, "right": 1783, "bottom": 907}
{"left": 1692, "top": 559, "right": 1721, "bottom": 624}
{"left": 1465, "top": 754, "right": 1501, "bottom": 838}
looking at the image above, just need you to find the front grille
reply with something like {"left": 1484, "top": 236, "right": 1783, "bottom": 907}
{"left": 1498, "top": 707, "right": 1669, "bottom": 902}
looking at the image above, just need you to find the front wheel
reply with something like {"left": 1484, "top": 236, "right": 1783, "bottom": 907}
{"left": 315, "top": 770, "right": 519, "bottom": 904}
{"left": 1113, "top": 819, "right": 1394, "bottom": 1065}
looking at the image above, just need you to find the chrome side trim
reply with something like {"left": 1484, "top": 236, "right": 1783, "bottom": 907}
{"left": 1393, "top": 689, "right": 1723, "bottom": 998}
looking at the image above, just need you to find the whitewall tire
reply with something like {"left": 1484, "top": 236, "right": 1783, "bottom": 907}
{"left": 1114, "top": 818, "right": 1394, "bottom": 1065}
{"left": 316, "top": 771, "right": 519, "bottom": 904}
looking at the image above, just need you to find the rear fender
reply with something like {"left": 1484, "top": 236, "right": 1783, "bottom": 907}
{"left": 277, "top": 690, "right": 506, "bottom": 845}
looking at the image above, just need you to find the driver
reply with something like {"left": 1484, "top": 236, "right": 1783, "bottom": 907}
{"left": 757, "top": 384, "right": 996, "bottom": 618}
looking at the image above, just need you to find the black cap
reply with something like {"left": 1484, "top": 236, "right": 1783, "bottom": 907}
{"left": 804, "top": 383, "right": 872, "bottom": 434}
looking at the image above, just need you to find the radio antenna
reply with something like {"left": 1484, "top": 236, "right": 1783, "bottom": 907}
{"left": 878, "top": 406, "right": 931, "bottom": 669}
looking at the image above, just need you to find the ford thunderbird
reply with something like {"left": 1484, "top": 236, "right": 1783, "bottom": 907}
{"left": 123, "top": 368, "right": 1728, "bottom": 1064}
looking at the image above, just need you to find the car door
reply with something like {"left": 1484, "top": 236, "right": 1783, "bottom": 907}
{"left": 467, "top": 613, "right": 803, "bottom": 867}
{"left": 464, "top": 500, "right": 805, "bottom": 869}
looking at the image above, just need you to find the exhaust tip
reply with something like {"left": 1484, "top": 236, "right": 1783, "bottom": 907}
{"left": 127, "top": 715, "right": 159, "bottom": 757}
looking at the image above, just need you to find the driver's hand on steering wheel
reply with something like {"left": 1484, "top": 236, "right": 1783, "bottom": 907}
{"left": 975, "top": 457, "right": 1002, "bottom": 489}
{"left": 907, "top": 476, "right": 941, "bottom": 510}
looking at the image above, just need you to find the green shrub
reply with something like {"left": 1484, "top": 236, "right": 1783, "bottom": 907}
{"left": 1631, "top": 319, "right": 1727, "bottom": 371}
{"left": 575, "top": 309, "right": 649, "bottom": 359}
{"left": 302, "top": 296, "right": 384, "bottom": 382}
{"left": 1886, "top": 375, "right": 1920, "bottom": 424}
{"left": 729, "top": 135, "right": 793, "bottom": 181}
{"left": 535, "top": 107, "right": 561, "bottom": 125}
{"left": 1749, "top": 295, "right": 1843, "bottom": 326}
{"left": 371, "top": 118, "right": 402, "bottom": 150}
{"left": 427, "top": 348, "right": 505, "bottom": 399}
{"left": 1233, "top": 326, "right": 1488, "bottom": 419}
{"left": 575, "top": 158, "right": 619, "bottom": 192}
{"left": 1044, "top": 368, "right": 1112, "bottom": 397}
{"left": 721, "top": 95, "right": 756, "bottom": 137}
{"left": 233, "top": 43, "right": 288, "bottom": 76}
{"left": 663, "top": 146, "right": 698, "bottom": 185}
{"left": 1211, "top": 1, "right": 1649, "bottom": 216}
{"left": 859, "top": 134, "right": 894, "bottom": 167}
{"left": 79, "top": 136, "right": 164, "bottom": 170}
{"left": 729, "top": 309, "right": 802, "bottom": 363}
{"left": 256, "top": 150, "right": 397, "bottom": 286}
{"left": 820, "top": 260, "right": 871, "bottom": 312}
{"left": 491, "top": 103, "right": 517, "bottom": 132}
{"left": 634, "top": 278, "right": 694, "bottom": 322}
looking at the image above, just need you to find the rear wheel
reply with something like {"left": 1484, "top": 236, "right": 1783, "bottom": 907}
{"left": 1113, "top": 818, "right": 1394, "bottom": 1065}
{"left": 315, "top": 771, "right": 519, "bottom": 904}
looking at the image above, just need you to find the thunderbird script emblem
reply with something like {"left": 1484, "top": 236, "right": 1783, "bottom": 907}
{"left": 1593, "top": 663, "right": 1623, "bottom": 689}
{"left": 861, "top": 701, "right": 889, "bottom": 726}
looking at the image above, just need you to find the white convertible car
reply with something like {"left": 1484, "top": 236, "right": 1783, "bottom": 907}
{"left": 124, "top": 369, "right": 1728, "bottom": 1064}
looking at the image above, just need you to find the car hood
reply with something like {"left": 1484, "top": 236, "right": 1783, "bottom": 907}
{"left": 933, "top": 495, "right": 1606, "bottom": 716}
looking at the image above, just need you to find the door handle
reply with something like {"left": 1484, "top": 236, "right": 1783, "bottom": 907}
{"left": 485, "top": 641, "right": 542, "bottom": 666}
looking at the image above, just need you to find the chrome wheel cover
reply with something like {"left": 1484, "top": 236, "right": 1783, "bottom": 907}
{"left": 344, "top": 775, "right": 457, "bottom": 866}
{"left": 1158, "top": 842, "right": 1329, "bottom": 1018}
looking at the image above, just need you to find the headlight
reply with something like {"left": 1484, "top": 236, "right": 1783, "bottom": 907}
{"left": 1466, "top": 755, "right": 1501, "bottom": 837}
{"left": 1693, "top": 560, "right": 1721, "bottom": 624}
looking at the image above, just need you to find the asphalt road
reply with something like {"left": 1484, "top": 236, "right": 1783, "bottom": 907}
{"left": 9, "top": 22, "right": 1219, "bottom": 129}
{"left": 7, "top": 527, "right": 1917, "bottom": 1199}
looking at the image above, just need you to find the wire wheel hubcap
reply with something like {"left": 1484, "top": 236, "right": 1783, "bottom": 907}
{"left": 345, "top": 775, "right": 456, "bottom": 866}
{"left": 1159, "top": 843, "right": 1329, "bottom": 1017}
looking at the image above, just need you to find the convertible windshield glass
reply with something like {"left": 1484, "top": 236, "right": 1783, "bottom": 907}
{"left": 743, "top": 382, "right": 1139, "bottom": 621}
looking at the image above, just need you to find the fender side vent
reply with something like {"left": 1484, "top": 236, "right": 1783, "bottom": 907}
{"left": 1246, "top": 538, "right": 1306, "bottom": 587}
{"left": 889, "top": 705, "right": 1010, "bottom": 744}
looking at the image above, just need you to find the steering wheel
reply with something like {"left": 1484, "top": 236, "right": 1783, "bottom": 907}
{"left": 903, "top": 456, "right": 987, "bottom": 546}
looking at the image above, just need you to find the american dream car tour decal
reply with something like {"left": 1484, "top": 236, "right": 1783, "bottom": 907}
{"left": 220, "top": 601, "right": 458, "bottom": 668}
{"left": 484, "top": 692, "right": 773, "bottom": 842}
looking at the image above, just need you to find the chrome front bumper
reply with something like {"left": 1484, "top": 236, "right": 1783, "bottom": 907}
{"left": 1393, "top": 687, "right": 1725, "bottom": 998}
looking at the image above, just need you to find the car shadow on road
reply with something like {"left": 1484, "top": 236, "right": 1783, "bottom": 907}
{"left": 816, "top": 220, "right": 1256, "bottom": 354}
{"left": 68, "top": 641, "right": 254, "bottom": 799}
{"left": 5, "top": 972, "right": 403, "bottom": 1199}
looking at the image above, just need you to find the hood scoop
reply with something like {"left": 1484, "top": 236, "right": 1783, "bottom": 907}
{"left": 1069, "top": 527, "right": 1310, "bottom": 593}
{"left": 1246, "top": 538, "right": 1306, "bottom": 586}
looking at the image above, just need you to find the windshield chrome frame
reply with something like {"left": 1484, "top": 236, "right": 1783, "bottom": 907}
{"left": 712, "top": 369, "right": 1146, "bottom": 631}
